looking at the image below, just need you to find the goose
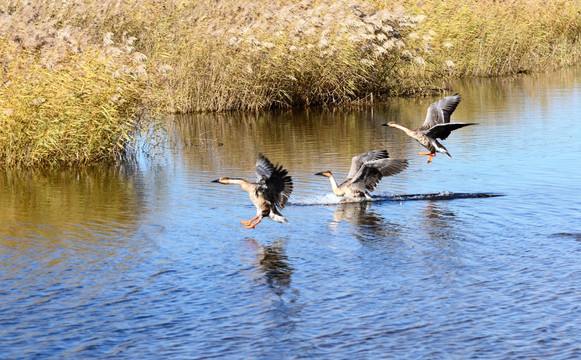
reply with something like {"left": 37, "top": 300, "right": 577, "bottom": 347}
{"left": 212, "top": 154, "right": 293, "bottom": 229}
{"left": 315, "top": 150, "right": 408, "bottom": 200}
{"left": 383, "top": 94, "right": 476, "bottom": 163}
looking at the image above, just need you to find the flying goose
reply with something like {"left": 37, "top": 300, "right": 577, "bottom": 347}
{"left": 383, "top": 94, "right": 476, "bottom": 163}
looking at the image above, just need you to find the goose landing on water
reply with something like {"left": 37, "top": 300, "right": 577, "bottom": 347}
{"left": 212, "top": 154, "right": 293, "bottom": 229}
{"left": 315, "top": 150, "right": 408, "bottom": 200}
{"left": 383, "top": 94, "right": 477, "bottom": 163}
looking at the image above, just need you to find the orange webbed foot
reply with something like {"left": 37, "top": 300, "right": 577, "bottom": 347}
{"left": 418, "top": 152, "right": 435, "bottom": 163}
{"left": 243, "top": 218, "right": 262, "bottom": 229}
{"left": 240, "top": 215, "right": 259, "bottom": 226}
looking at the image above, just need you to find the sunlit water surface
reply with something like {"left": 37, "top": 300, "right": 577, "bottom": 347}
{"left": 1, "top": 68, "right": 581, "bottom": 359}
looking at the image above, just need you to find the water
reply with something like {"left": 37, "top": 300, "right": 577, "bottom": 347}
{"left": 2, "top": 67, "right": 581, "bottom": 359}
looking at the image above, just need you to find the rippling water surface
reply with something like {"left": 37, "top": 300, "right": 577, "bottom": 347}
{"left": 2, "top": 68, "right": 581, "bottom": 359}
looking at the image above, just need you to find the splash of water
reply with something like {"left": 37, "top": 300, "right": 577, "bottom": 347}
{"left": 289, "top": 191, "right": 503, "bottom": 206}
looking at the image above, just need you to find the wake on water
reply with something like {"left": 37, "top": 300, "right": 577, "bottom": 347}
{"left": 289, "top": 191, "right": 503, "bottom": 206}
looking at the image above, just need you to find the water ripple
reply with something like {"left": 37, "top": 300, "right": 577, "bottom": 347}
{"left": 2, "top": 69, "right": 581, "bottom": 358}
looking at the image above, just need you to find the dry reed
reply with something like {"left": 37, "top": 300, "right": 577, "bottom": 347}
{"left": 399, "top": 0, "right": 581, "bottom": 79}
{"left": 0, "top": 2, "right": 148, "bottom": 167}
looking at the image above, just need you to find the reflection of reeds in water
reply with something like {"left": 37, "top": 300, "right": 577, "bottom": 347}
{"left": 0, "top": 166, "right": 145, "bottom": 225}
{"left": 167, "top": 64, "right": 580, "bottom": 190}
{"left": 168, "top": 107, "right": 413, "bottom": 171}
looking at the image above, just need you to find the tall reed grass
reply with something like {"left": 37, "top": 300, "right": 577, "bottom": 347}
{"left": 0, "top": 3, "right": 148, "bottom": 167}
{"left": 141, "top": 0, "right": 430, "bottom": 112}
{"left": 400, "top": 0, "right": 581, "bottom": 78}
{"left": 1, "top": 0, "right": 580, "bottom": 167}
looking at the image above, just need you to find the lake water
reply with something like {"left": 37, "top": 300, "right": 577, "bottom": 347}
{"left": 1, "top": 67, "right": 581, "bottom": 359}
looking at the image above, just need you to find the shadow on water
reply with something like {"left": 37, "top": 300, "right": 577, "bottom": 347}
{"left": 315, "top": 192, "right": 500, "bottom": 246}
{"left": 421, "top": 201, "right": 456, "bottom": 232}
{"left": 331, "top": 201, "right": 378, "bottom": 224}
{"left": 550, "top": 233, "right": 581, "bottom": 242}
{"left": 243, "top": 237, "right": 301, "bottom": 335}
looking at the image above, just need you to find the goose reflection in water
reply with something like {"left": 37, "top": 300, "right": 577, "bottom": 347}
{"left": 421, "top": 201, "right": 457, "bottom": 242}
{"left": 415, "top": 201, "right": 464, "bottom": 275}
{"left": 332, "top": 201, "right": 376, "bottom": 224}
{"left": 330, "top": 202, "right": 402, "bottom": 243}
{"left": 245, "top": 238, "right": 294, "bottom": 297}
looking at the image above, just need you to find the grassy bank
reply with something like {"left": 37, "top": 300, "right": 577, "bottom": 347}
{"left": 1, "top": 0, "right": 580, "bottom": 167}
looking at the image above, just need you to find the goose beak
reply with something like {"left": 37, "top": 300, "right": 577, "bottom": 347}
{"left": 314, "top": 172, "right": 324, "bottom": 176}
{"left": 211, "top": 179, "right": 220, "bottom": 183}
{"left": 381, "top": 122, "right": 395, "bottom": 126}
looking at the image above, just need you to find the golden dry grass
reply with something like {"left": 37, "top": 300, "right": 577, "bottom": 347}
{"left": 0, "top": 2, "right": 148, "bottom": 167}
{"left": 399, "top": 0, "right": 581, "bottom": 78}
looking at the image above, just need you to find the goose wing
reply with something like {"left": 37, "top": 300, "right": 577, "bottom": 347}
{"left": 424, "top": 122, "right": 477, "bottom": 140}
{"left": 255, "top": 153, "right": 293, "bottom": 209}
{"left": 417, "top": 94, "right": 462, "bottom": 132}
{"left": 349, "top": 158, "right": 408, "bottom": 192}
{"left": 346, "top": 150, "right": 389, "bottom": 180}
{"left": 255, "top": 153, "right": 275, "bottom": 182}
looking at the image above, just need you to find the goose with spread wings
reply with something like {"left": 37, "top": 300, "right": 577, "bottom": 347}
{"left": 212, "top": 154, "right": 293, "bottom": 229}
{"left": 383, "top": 94, "right": 476, "bottom": 163}
{"left": 315, "top": 150, "right": 408, "bottom": 200}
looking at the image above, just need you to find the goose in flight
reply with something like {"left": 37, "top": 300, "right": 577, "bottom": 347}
{"left": 315, "top": 150, "right": 408, "bottom": 200}
{"left": 212, "top": 154, "right": 293, "bottom": 229}
{"left": 383, "top": 94, "right": 476, "bottom": 163}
